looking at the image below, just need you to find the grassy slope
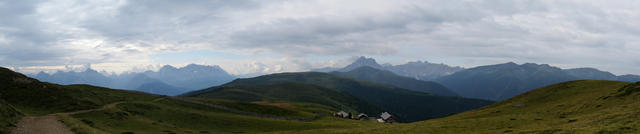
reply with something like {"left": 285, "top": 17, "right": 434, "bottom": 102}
{"left": 287, "top": 80, "right": 640, "bottom": 133}
{"left": 191, "top": 98, "right": 332, "bottom": 118}
{"left": 63, "top": 98, "right": 380, "bottom": 134}
{"left": 186, "top": 82, "right": 380, "bottom": 114}
{"left": 186, "top": 72, "right": 493, "bottom": 122}
{"left": 0, "top": 100, "right": 22, "bottom": 134}
{"left": 0, "top": 67, "right": 157, "bottom": 115}
{"left": 0, "top": 67, "right": 153, "bottom": 133}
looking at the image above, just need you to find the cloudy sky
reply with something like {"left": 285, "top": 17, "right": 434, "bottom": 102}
{"left": 1, "top": 0, "right": 639, "bottom": 75}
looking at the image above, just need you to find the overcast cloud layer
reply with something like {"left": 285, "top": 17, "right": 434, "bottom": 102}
{"left": 1, "top": 0, "right": 639, "bottom": 75}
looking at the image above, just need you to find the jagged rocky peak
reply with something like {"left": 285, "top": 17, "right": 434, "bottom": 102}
{"left": 183, "top": 64, "right": 224, "bottom": 72}
{"left": 353, "top": 56, "right": 380, "bottom": 66}
{"left": 36, "top": 71, "right": 50, "bottom": 77}
{"left": 501, "top": 62, "right": 519, "bottom": 66}
{"left": 339, "top": 56, "right": 384, "bottom": 72}
{"left": 406, "top": 60, "right": 428, "bottom": 64}
{"left": 159, "top": 65, "right": 179, "bottom": 72}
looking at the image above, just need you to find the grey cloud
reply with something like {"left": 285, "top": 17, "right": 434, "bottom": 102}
{"left": 83, "top": 0, "right": 259, "bottom": 42}
{"left": 0, "top": 0, "right": 74, "bottom": 66}
{"left": 228, "top": 10, "right": 431, "bottom": 56}
{"left": 1, "top": 0, "right": 640, "bottom": 75}
{"left": 226, "top": 0, "right": 555, "bottom": 56}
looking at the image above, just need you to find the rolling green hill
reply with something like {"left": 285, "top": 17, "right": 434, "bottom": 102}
{"left": 0, "top": 67, "right": 154, "bottom": 133}
{"left": 287, "top": 80, "right": 640, "bottom": 133}
{"left": 186, "top": 72, "right": 493, "bottom": 122}
{"left": 0, "top": 67, "right": 159, "bottom": 115}
{"left": 185, "top": 82, "right": 381, "bottom": 114}
{"left": 331, "top": 66, "right": 458, "bottom": 96}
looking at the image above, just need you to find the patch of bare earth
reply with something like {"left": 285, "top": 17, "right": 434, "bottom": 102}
{"left": 11, "top": 116, "right": 73, "bottom": 134}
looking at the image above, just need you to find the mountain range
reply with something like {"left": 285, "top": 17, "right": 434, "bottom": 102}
{"left": 314, "top": 56, "right": 464, "bottom": 81}
{"left": 435, "top": 62, "right": 578, "bottom": 101}
{"left": 436, "top": 63, "right": 640, "bottom": 101}
{"left": 383, "top": 61, "right": 464, "bottom": 80}
{"left": 142, "top": 64, "right": 235, "bottom": 90}
{"left": 31, "top": 64, "right": 235, "bottom": 96}
{"left": 26, "top": 56, "right": 640, "bottom": 101}
{"left": 33, "top": 69, "right": 112, "bottom": 87}
{"left": 315, "top": 56, "right": 640, "bottom": 101}
{"left": 331, "top": 66, "right": 458, "bottom": 96}
{"left": 564, "top": 67, "right": 640, "bottom": 82}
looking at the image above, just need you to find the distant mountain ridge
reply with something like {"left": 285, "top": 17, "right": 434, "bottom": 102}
{"left": 143, "top": 64, "right": 235, "bottom": 90}
{"left": 564, "top": 67, "right": 640, "bottom": 82}
{"left": 331, "top": 66, "right": 458, "bottom": 96}
{"left": 384, "top": 61, "right": 464, "bottom": 80}
{"left": 435, "top": 62, "right": 578, "bottom": 101}
{"left": 314, "top": 56, "right": 640, "bottom": 101}
{"left": 31, "top": 64, "right": 235, "bottom": 96}
{"left": 338, "top": 56, "right": 385, "bottom": 72}
{"left": 33, "top": 69, "right": 112, "bottom": 87}
{"left": 111, "top": 73, "right": 186, "bottom": 95}
{"left": 313, "top": 56, "right": 464, "bottom": 81}
{"left": 436, "top": 62, "right": 640, "bottom": 101}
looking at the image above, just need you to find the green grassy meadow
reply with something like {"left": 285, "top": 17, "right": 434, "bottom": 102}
{"left": 61, "top": 97, "right": 382, "bottom": 134}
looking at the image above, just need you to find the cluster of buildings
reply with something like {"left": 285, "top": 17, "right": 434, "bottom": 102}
{"left": 333, "top": 111, "right": 396, "bottom": 123}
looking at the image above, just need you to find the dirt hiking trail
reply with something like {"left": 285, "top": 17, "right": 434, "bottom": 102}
{"left": 11, "top": 116, "right": 73, "bottom": 134}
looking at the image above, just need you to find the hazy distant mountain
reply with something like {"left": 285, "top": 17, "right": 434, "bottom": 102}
{"left": 331, "top": 66, "right": 458, "bottom": 96}
{"left": 233, "top": 72, "right": 267, "bottom": 78}
{"left": 311, "top": 56, "right": 464, "bottom": 81}
{"left": 33, "top": 69, "right": 112, "bottom": 87}
{"left": 30, "top": 64, "right": 234, "bottom": 96}
{"left": 310, "top": 67, "right": 340, "bottom": 72}
{"left": 313, "top": 56, "right": 463, "bottom": 81}
{"left": 33, "top": 70, "right": 184, "bottom": 96}
{"left": 564, "top": 68, "right": 618, "bottom": 80}
{"left": 563, "top": 68, "right": 640, "bottom": 82}
{"left": 338, "top": 56, "right": 385, "bottom": 72}
{"left": 112, "top": 73, "right": 186, "bottom": 96}
{"left": 617, "top": 74, "right": 640, "bottom": 82}
{"left": 383, "top": 61, "right": 464, "bottom": 80}
{"left": 143, "top": 64, "right": 235, "bottom": 90}
{"left": 436, "top": 62, "right": 578, "bottom": 101}
{"left": 135, "top": 81, "right": 185, "bottom": 96}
